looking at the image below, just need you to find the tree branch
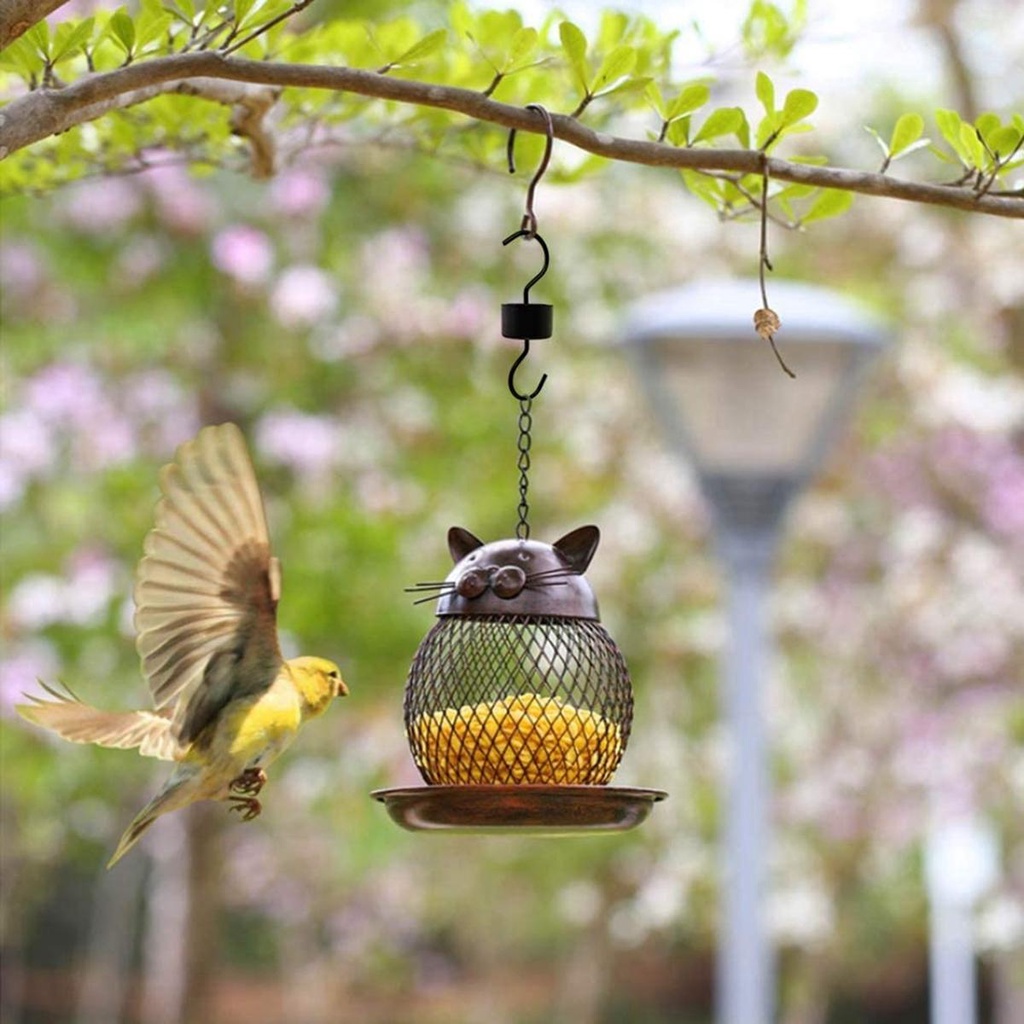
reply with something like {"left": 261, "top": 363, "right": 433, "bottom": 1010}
{"left": 0, "top": 0, "right": 69, "bottom": 50}
{"left": 1, "top": 51, "right": 1021, "bottom": 219}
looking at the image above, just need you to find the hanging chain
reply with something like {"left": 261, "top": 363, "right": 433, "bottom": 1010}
{"left": 515, "top": 397, "right": 534, "bottom": 540}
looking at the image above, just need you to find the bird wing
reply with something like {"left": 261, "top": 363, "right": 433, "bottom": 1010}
{"left": 17, "top": 682, "right": 181, "bottom": 760}
{"left": 133, "top": 423, "right": 284, "bottom": 747}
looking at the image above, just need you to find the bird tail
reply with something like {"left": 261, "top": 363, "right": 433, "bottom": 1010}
{"left": 16, "top": 682, "right": 179, "bottom": 760}
{"left": 107, "top": 766, "right": 201, "bottom": 868}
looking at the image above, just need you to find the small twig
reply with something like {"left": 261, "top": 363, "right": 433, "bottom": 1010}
{"left": 221, "top": 0, "right": 315, "bottom": 57}
{"left": 754, "top": 159, "right": 796, "bottom": 379}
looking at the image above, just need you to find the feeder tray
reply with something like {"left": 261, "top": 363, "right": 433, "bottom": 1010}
{"left": 372, "top": 784, "right": 667, "bottom": 834}
{"left": 379, "top": 525, "right": 666, "bottom": 834}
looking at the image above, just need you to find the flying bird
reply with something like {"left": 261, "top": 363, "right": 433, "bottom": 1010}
{"left": 17, "top": 423, "right": 347, "bottom": 867}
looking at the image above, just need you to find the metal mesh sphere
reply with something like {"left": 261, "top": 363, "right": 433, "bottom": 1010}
{"left": 404, "top": 615, "right": 633, "bottom": 786}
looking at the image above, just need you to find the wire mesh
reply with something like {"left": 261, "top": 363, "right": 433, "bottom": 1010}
{"left": 404, "top": 615, "right": 633, "bottom": 786}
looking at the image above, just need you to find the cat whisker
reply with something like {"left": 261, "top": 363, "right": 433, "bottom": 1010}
{"left": 412, "top": 592, "right": 453, "bottom": 605}
{"left": 525, "top": 570, "right": 578, "bottom": 584}
{"left": 527, "top": 566, "right": 580, "bottom": 578}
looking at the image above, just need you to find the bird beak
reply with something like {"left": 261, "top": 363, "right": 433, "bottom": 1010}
{"left": 336, "top": 678, "right": 349, "bottom": 698}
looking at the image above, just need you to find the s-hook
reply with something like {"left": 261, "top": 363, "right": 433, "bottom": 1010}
{"left": 507, "top": 103, "right": 554, "bottom": 237}
{"left": 504, "top": 104, "right": 554, "bottom": 401}
{"left": 503, "top": 230, "right": 552, "bottom": 401}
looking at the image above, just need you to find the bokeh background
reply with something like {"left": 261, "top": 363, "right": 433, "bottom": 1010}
{"left": 1, "top": 1, "right": 1022, "bottom": 1021}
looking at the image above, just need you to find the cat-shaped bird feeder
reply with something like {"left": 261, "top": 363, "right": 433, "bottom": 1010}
{"left": 373, "top": 113, "right": 664, "bottom": 830}
{"left": 373, "top": 525, "right": 666, "bottom": 833}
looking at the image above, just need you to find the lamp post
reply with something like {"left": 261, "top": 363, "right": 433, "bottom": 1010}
{"left": 925, "top": 815, "right": 999, "bottom": 1024}
{"left": 623, "top": 279, "right": 888, "bottom": 1024}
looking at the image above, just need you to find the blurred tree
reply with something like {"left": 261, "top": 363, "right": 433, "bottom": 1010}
{"left": 0, "top": 1, "right": 1021, "bottom": 220}
{"left": 1, "top": 2, "right": 1022, "bottom": 1023}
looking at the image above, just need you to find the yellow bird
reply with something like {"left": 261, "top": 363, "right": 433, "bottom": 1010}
{"left": 17, "top": 423, "right": 347, "bottom": 867}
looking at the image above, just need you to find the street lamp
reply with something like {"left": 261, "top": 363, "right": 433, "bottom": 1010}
{"left": 623, "top": 278, "right": 888, "bottom": 1024}
{"left": 925, "top": 814, "right": 999, "bottom": 1024}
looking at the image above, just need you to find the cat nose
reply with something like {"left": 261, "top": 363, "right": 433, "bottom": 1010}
{"left": 492, "top": 565, "right": 526, "bottom": 598}
{"left": 456, "top": 567, "right": 489, "bottom": 599}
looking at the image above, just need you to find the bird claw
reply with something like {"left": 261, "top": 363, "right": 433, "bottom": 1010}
{"left": 229, "top": 767, "right": 267, "bottom": 796}
{"left": 228, "top": 795, "right": 262, "bottom": 821}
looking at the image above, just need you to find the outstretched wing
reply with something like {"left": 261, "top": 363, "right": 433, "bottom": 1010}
{"left": 134, "top": 423, "right": 283, "bottom": 746}
{"left": 17, "top": 682, "right": 180, "bottom": 760}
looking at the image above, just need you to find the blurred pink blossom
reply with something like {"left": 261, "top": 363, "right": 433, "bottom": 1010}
{"left": 141, "top": 162, "right": 214, "bottom": 234}
{"left": 256, "top": 408, "right": 340, "bottom": 478}
{"left": 8, "top": 548, "right": 121, "bottom": 630}
{"left": 983, "top": 458, "right": 1024, "bottom": 537}
{"left": 211, "top": 225, "right": 274, "bottom": 286}
{"left": 26, "top": 362, "right": 105, "bottom": 427}
{"left": 60, "top": 178, "right": 142, "bottom": 233}
{"left": 124, "top": 370, "right": 201, "bottom": 451}
{"left": 270, "top": 168, "right": 330, "bottom": 218}
{"left": 0, "top": 408, "right": 55, "bottom": 474}
{"left": 0, "top": 409, "right": 56, "bottom": 507}
{"left": 0, "top": 641, "right": 61, "bottom": 719}
{"left": 0, "top": 241, "right": 47, "bottom": 294}
{"left": 116, "top": 235, "right": 166, "bottom": 288}
{"left": 77, "top": 415, "right": 137, "bottom": 469}
{"left": 270, "top": 266, "right": 339, "bottom": 328}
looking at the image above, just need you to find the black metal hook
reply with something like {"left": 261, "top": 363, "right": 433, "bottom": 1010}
{"left": 507, "top": 103, "right": 554, "bottom": 237}
{"left": 502, "top": 229, "right": 550, "bottom": 304}
{"left": 502, "top": 230, "right": 552, "bottom": 401}
{"left": 508, "top": 340, "right": 546, "bottom": 400}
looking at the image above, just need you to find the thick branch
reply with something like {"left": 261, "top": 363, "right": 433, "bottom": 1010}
{"left": 1, "top": 51, "right": 1021, "bottom": 219}
{"left": 0, "top": 0, "right": 69, "bottom": 49}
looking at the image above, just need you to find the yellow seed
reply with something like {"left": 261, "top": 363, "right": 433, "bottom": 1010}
{"left": 410, "top": 692, "right": 622, "bottom": 785}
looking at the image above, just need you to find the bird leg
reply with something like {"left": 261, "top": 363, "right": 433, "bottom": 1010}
{"left": 229, "top": 767, "right": 267, "bottom": 796}
{"left": 228, "top": 795, "right": 262, "bottom": 821}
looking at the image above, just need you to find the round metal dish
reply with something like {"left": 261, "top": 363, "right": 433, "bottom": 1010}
{"left": 371, "top": 784, "right": 668, "bottom": 834}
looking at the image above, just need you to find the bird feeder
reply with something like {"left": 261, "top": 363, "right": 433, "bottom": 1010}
{"left": 372, "top": 104, "right": 665, "bottom": 832}
{"left": 373, "top": 526, "right": 665, "bottom": 832}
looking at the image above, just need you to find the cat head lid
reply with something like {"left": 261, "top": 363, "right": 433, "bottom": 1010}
{"left": 436, "top": 525, "right": 601, "bottom": 620}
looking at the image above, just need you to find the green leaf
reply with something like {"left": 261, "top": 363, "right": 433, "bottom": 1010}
{"left": 755, "top": 70, "right": 775, "bottom": 114}
{"left": 959, "top": 121, "right": 985, "bottom": 167}
{"left": 935, "top": 108, "right": 964, "bottom": 149}
{"left": 51, "top": 19, "right": 94, "bottom": 64}
{"left": 666, "top": 82, "right": 711, "bottom": 120}
{"left": 0, "top": 35, "right": 44, "bottom": 81}
{"left": 681, "top": 168, "right": 726, "bottom": 210}
{"left": 505, "top": 27, "right": 538, "bottom": 69}
{"left": 693, "top": 106, "right": 745, "bottom": 144}
{"left": 394, "top": 28, "right": 447, "bottom": 66}
{"left": 108, "top": 8, "right": 136, "bottom": 56}
{"left": 864, "top": 126, "right": 890, "bottom": 159}
{"left": 25, "top": 21, "right": 50, "bottom": 60}
{"left": 665, "top": 118, "right": 692, "bottom": 146}
{"left": 780, "top": 88, "right": 817, "bottom": 126}
{"left": 801, "top": 188, "right": 854, "bottom": 224}
{"left": 645, "top": 82, "right": 668, "bottom": 119}
{"left": 592, "top": 44, "right": 636, "bottom": 94}
{"left": 559, "top": 21, "right": 589, "bottom": 92}
{"left": 889, "top": 113, "right": 924, "bottom": 157}
{"left": 988, "top": 125, "right": 1022, "bottom": 158}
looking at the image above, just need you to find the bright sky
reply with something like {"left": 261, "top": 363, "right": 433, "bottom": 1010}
{"left": 515, "top": 0, "right": 1023, "bottom": 117}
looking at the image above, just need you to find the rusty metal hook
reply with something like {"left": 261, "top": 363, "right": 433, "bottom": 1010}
{"left": 507, "top": 103, "right": 554, "bottom": 237}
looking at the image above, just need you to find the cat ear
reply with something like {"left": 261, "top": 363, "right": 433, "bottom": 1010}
{"left": 553, "top": 525, "right": 600, "bottom": 574}
{"left": 448, "top": 526, "right": 484, "bottom": 563}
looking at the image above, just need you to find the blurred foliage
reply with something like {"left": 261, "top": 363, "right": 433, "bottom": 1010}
{"left": 2, "top": 0, "right": 1022, "bottom": 221}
